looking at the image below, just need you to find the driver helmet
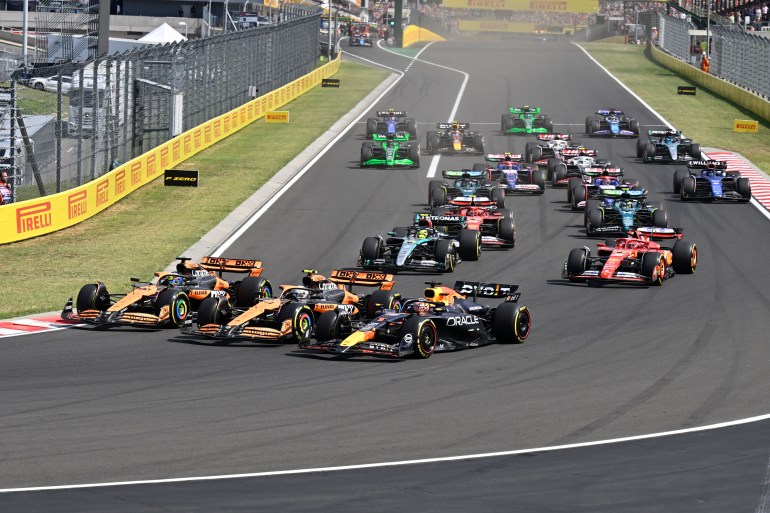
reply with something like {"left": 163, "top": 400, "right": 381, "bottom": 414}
{"left": 522, "top": 105, "right": 530, "bottom": 111}
{"left": 451, "top": 120, "right": 460, "bottom": 130}
{"left": 664, "top": 136, "right": 672, "bottom": 144}
{"left": 284, "top": 288, "right": 310, "bottom": 301}
{"left": 161, "top": 275, "right": 185, "bottom": 287}
{"left": 416, "top": 229, "right": 429, "bottom": 239}
{"left": 411, "top": 301, "right": 430, "bottom": 315}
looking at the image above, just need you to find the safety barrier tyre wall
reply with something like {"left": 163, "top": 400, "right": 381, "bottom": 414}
{"left": 0, "top": 56, "right": 342, "bottom": 245}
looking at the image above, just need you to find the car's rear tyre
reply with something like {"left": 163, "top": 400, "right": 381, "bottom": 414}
{"left": 737, "top": 177, "right": 751, "bottom": 202}
{"left": 525, "top": 142, "right": 540, "bottom": 163}
{"left": 672, "top": 239, "right": 697, "bottom": 274}
{"left": 689, "top": 143, "right": 701, "bottom": 158}
{"left": 406, "top": 118, "right": 417, "bottom": 137}
{"left": 458, "top": 229, "right": 481, "bottom": 261}
{"left": 430, "top": 187, "right": 447, "bottom": 208}
{"left": 586, "top": 207, "right": 603, "bottom": 235}
{"left": 673, "top": 169, "right": 690, "bottom": 194}
{"left": 542, "top": 116, "right": 554, "bottom": 133}
{"left": 629, "top": 119, "right": 639, "bottom": 135}
{"left": 155, "top": 289, "right": 190, "bottom": 327}
{"left": 361, "top": 237, "right": 382, "bottom": 269}
{"left": 502, "top": 114, "right": 514, "bottom": 133}
{"left": 636, "top": 138, "right": 645, "bottom": 158}
{"left": 532, "top": 169, "right": 546, "bottom": 192}
{"left": 427, "top": 132, "right": 440, "bottom": 154}
{"left": 408, "top": 144, "right": 421, "bottom": 167}
{"left": 315, "top": 310, "right": 342, "bottom": 342}
{"left": 493, "top": 302, "right": 530, "bottom": 343}
{"left": 584, "top": 200, "right": 601, "bottom": 225}
{"left": 566, "top": 247, "right": 588, "bottom": 278}
{"left": 572, "top": 183, "right": 586, "bottom": 210}
{"left": 652, "top": 208, "right": 669, "bottom": 228}
{"left": 553, "top": 163, "right": 568, "bottom": 183}
{"left": 642, "top": 143, "right": 655, "bottom": 162}
{"left": 197, "top": 296, "right": 227, "bottom": 328}
{"left": 360, "top": 142, "right": 373, "bottom": 162}
{"left": 473, "top": 134, "right": 484, "bottom": 152}
{"left": 641, "top": 252, "right": 665, "bottom": 285}
{"left": 546, "top": 158, "right": 560, "bottom": 180}
{"left": 236, "top": 276, "right": 273, "bottom": 307}
{"left": 366, "top": 118, "right": 377, "bottom": 137}
{"left": 567, "top": 177, "right": 581, "bottom": 203}
{"left": 401, "top": 316, "right": 437, "bottom": 359}
{"left": 278, "top": 303, "right": 315, "bottom": 344}
{"left": 589, "top": 119, "right": 600, "bottom": 136}
{"left": 491, "top": 186, "right": 505, "bottom": 208}
{"left": 498, "top": 216, "right": 515, "bottom": 246}
{"left": 428, "top": 179, "right": 443, "bottom": 204}
{"left": 76, "top": 282, "right": 109, "bottom": 313}
{"left": 681, "top": 175, "right": 696, "bottom": 200}
{"left": 584, "top": 116, "right": 592, "bottom": 134}
{"left": 434, "top": 239, "right": 456, "bottom": 272}
{"left": 366, "top": 289, "right": 401, "bottom": 318}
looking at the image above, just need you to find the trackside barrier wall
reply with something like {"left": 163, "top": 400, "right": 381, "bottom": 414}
{"left": 0, "top": 56, "right": 342, "bottom": 245}
{"left": 648, "top": 45, "right": 770, "bottom": 124}
{"left": 402, "top": 25, "right": 446, "bottom": 47}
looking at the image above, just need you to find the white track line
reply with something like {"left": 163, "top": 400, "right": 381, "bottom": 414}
{"left": 376, "top": 41, "right": 469, "bottom": 178}
{"left": 3, "top": 412, "right": 769, "bottom": 493}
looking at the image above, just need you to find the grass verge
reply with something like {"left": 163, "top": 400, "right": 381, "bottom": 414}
{"left": 580, "top": 44, "right": 770, "bottom": 175}
{"left": 0, "top": 61, "right": 388, "bottom": 319}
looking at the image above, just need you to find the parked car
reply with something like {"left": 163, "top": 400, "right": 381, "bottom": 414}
{"left": 28, "top": 75, "right": 72, "bottom": 94}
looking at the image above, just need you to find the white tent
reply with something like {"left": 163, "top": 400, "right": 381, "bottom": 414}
{"left": 138, "top": 23, "right": 187, "bottom": 43}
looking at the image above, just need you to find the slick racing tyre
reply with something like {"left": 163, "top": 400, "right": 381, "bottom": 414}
{"left": 546, "top": 158, "right": 560, "bottom": 181}
{"left": 672, "top": 239, "right": 697, "bottom": 274}
{"left": 681, "top": 175, "right": 696, "bottom": 200}
{"left": 532, "top": 169, "right": 546, "bottom": 193}
{"left": 566, "top": 248, "right": 588, "bottom": 280}
{"left": 155, "top": 289, "right": 190, "bottom": 327}
{"left": 498, "top": 216, "right": 515, "bottom": 247}
{"left": 586, "top": 207, "right": 603, "bottom": 236}
{"left": 584, "top": 200, "right": 601, "bottom": 225}
{"left": 642, "top": 143, "right": 655, "bottom": 162}
{"left": 434, "top": 239, "right": 456, "bottom": 272}
{"left": 409, "top": 144, "right": 421, "bottom": 167}
{"left": 571, "top": 183, "right": 586, "bottom": 211}
{"left": 567, "top": 177, "right": 581, "bottom": 203}
{"left": 400, "top": 316, "right": 437, "bottom": 359}
{"left": 641, "top": 252, "right": 666, "bottom": 286}
{"left": 492, "top": 302, "right": 530, "bottom": 344}
{"left": 491, "top": 186, "right": 505, "bottom": 208}
{"left": 652, "top": 208, "right": 669, "bottom": 228}
{"left": 427, "top": 132, "right": 440, "bottom": 154}
{"left": 689, "top": 143, "right": 701, "bottom": 159}
{"left": 629, "top": 119, "right": 639, "bottom": 135}
{"left": 541, "top": 116, "right": 554, "bottom": 133}
{"left": 316, "top": 310, "right": 346, "bottom": 342}
{"left": 525, "top": 142, "right": 542, "bottom": 163}
{"left": 361, "top": 237, "right": 382, "bottom": 269}
{"left": 673, "top": 169, "right": 690, "bottom": 194}
{"left": 278, "top": 303, "right": 314, "bottom": 343}
{"left": 589, "top": 119, "right": 600, "bottom": 136}
{"left": 458, "top": 229, "right": 481, "bottom": 261}
{"left": 366, "top": 290, "right": 402, "bottom": 318}
{"left": 76, "top": 282, "right": 109, "bottom": 313}
{"left": 366, "top": 118, "right": 377, "bottom": 137}
{"left": 499, "top": 208, "right": 513, "bottom": 219}
{"left": 473, "top": 134, "right": 484, "bottom": 153}
{"left": 430, "top": 187, "right": 448, "bottom": 208}
{"left": 428, "top": 179, "right": 444, "bottom": 204}
{"left": 737, "top": 177, "right": 751, "bottom": 202}
{"left": 553, "top": 163, "right": 568, "bottom": 183}
{"left": 502, "top": 114, "right": 514, "bottom": 133}
{"left": 585, "top": 116, "right": 592, "bottom": 134}
{"left": 406, "top": 118, "right": 417, "bottom": 137}
{"left": 360, "top": 142, "right": 373, "bottom": 163}
{"left": 197, "top": 296, "right": 228, "bottom": 328}
{"left": 636, "top": 138, "right": 645, "bottom": 158}
{"left": 236, "top": 276, "right": 273, "bottom": 307}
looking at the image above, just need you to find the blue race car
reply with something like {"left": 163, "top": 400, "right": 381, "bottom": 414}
{"left": 584, "top": 189, "right": 668, "bottom": 237}
{"left": 673, "top": 160, "right": 751, "bottom": 202}
{"left": 365, "top": 109, "right": 417, "bottom": 138}
{"left": 480, "top": 153, "right": 546, "bottom": 195}
{"left": 637, "top": 129, "right": 701, "bottom": 163}
{"left": 586, "top": 109, "right": 639, "bottom": 137}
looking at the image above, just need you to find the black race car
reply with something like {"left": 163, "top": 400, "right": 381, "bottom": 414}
{"left": 585, "top": 109, "right": 639, "bottom": 137}
{"left": 298, "top": 280, "right": 531, "bottom": 358}
{"left": 425, "top": 121, "right": 484, "bottom": 155}
{"left": 637, "top": 129, "right": 701, "bottom": 163}
{"left": 365, "top": 109, "right": 417, "bottom": 138}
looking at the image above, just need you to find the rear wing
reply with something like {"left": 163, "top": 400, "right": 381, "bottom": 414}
{"left": 377, "top": 110, "right": 406, "bottom": 117}
{"left": 601, "top": 188, "right": 645, "bottom": 198}
{"left": 647, "top": 129, "right": 679, "bottom": 137}
{"left": 687, "top": 160, "right": 728, "bottom": 170}
{"left": 199, "top": 256, "right": 263, "bottom": 277}
{"left": 537, "top": 133, "right": 570, "bottom": 141}
{"left": 453, "top": 281, "right": 520, "bottom": 301}
{"left": 562, "top": 148, "right": 597, "bottom": 157}
{"left": 510, "top": 106, "right": 541, "bottom": 115}
{"left": 437, "top": 122, "right": 469, "bottom": 130}
{"left": 485, "top": 153, "right": 523, "bottom": 162}
{"left": 372, "top": 133, "right": 409, "bottom": 141}
{"left": 424, "top": 214, "right": 467, "bottom": 226}
{"left": 329, "top": 269, "right": 395, "bottom": 290}
{"left": 632, "top": 227, "right": 684, "bottom": 240}
{"left": 442, "top": 169, "right": 485, "bottom": 179}
{"left": 585, "top": 166, "right": 622, "bottom": 175}
{"left": 597, "top": 109, "right": 624, "bottom": 116}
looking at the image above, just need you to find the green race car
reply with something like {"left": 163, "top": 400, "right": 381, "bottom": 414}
{"left": 360, "top": 133, "right": 421, "bottom": 168}
{"left": 501, "top": 106, "right": 554, "bottom": 135}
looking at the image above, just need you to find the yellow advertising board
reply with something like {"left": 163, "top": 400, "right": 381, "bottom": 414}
{"left": 443, "top": 0, "right": 598, "bottom": 13}
{"left": 402, "top": 25, "right": 447, "bottom": 47}
{"left": 0, "top": 55, "right": 342, "bottom": 245}
{"left": 265, "top": 111, "right": 290, "bottom": 123}
{"left": 458, "top": 20, "right": 537, "bottom": 33}
{"left": 733, "top": 119, "right": 759, "bottom": 133}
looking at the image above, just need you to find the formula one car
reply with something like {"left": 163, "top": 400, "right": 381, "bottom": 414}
{"left": 348, "top": 23, "right": 374, "bottom": 47}
{"left": 566, "top": 164, "right": 631, "bottom": 209}
{"left": 673, "top": 160, "right": 751, "bottom": 202}
{"left": 361, "top": 133, "right": 420, "bottom": 168}
{"left": 182, "top": 269, "right": 401, "bottom": 343}
{"left": 501, "top": 106, "right": 553, "bottom": 135}
{"left": 563, "top": 228, "right": 697, "bottom": 286}
{"left": 637, "top": 129, "right": 701, "bottom": 163}
{"left": 360, "top": 221, "right": 481, "bottom": 273}
{"left": 481, "top": 153, "right": 546, "bottom": 194}
{"left": 365, "top": 109, "right": 417, "bottom": 138}
{"left": 428, "top": 169, "right": 506, "bottom": 209}
{"left": 421, "top": 207, "right": 516, "bottom": 248}
{"left": 298, "top": 280, "right": 531, "bottom": 358}
{"left": 524, "top": 133, "right": 573, "bottom": 164}
{"left": 425, "top": 121, "right": 484, "bottom": 154}
{"left": 584, "top": 190, "right": 667, "bottom": 236}
{"left": 62, "top": 257, "right": 272, "bottom": 329}
{"left": 585, "top": 109, "right": 639, "bottom": 137}
{"left": 544, "top": 146, "right": 599, "bottom": 185}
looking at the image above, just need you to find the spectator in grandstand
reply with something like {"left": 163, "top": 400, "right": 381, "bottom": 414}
{"left": 0, "top": 171, "right": 11, "bottom": 205}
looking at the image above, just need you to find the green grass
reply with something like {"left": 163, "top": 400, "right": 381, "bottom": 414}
{"left": 0, "top": 61, "right": 388, "bottom": 319}
{"left": 580, "top": 44, "right": 770, "bottom": 175}
{"left": 14, "top": 85, "right": 70, "bottom": 115}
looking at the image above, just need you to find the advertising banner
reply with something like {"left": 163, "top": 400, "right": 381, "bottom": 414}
{"left": 443, "top": 0, "right": 598, "bottom": 13}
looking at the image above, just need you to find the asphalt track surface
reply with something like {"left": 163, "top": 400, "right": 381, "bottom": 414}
{"left": 3, "top": 40, "right": 770, "bottom": 509}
